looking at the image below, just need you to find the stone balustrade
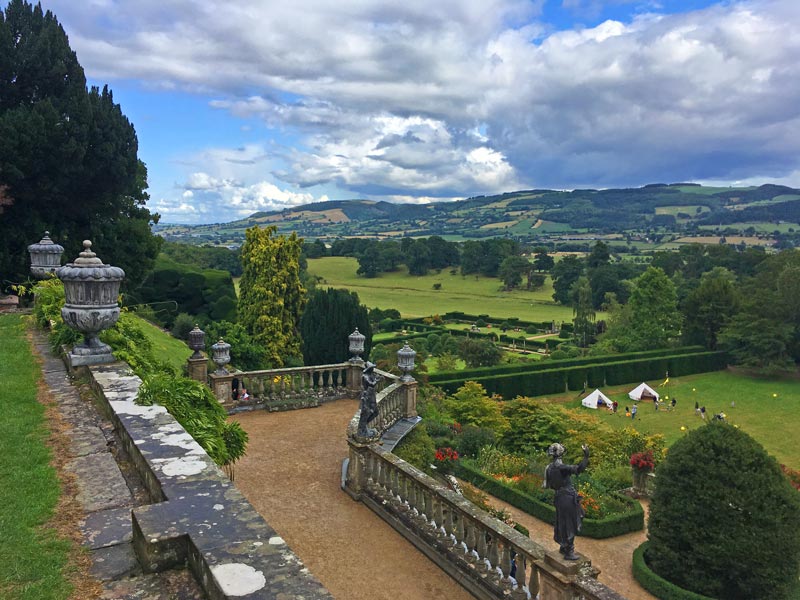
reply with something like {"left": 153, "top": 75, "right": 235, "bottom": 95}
{"left": 346, "top": 443, "right": 627, "bottom": 600}
{"left": 212, "top": 362, "right": 358, "bottom": 412}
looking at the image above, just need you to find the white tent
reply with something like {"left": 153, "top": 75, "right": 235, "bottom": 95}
{"left": 582, "top": 389, "right": 612, "bottom": 409}
{"left": 628, "top": 382, "right": 660, "bottom": 402}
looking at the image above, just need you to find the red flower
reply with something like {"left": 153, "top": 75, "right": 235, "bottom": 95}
{"left": 630, "top": 450, "right": 655, "bottom": 471}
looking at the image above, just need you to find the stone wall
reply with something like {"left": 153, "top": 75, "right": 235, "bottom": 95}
{"left": 86, "top": 362, "right": 333, "bottom": 600}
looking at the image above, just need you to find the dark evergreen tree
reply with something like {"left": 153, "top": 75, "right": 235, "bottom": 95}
{"left": 647, "top": 423, "right": 800, "bottom": 599}
{"left": 551, "top": 255, "right": 584, "bottom": 304}
{"left": 0, "top": 0, "right": 160, "bottom": 288}
{"left": 532, "top": 247, "right": 555, "bottom": 272}
{"left": 300, "top": 287, "right": 372, "bottom": 365}
{"left": 405, "top": 239, "right": 431, "bottom": 276}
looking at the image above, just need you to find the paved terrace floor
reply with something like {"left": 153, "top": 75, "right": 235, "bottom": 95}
{"left": 233, "top": 399, "right": 655, "bottom": 600}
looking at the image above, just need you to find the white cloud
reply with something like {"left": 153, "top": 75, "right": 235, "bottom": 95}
{"left": 47, "top": 0, "right": 800, "bottom": 218}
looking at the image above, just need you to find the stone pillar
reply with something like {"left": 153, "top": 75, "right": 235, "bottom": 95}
{"left": 209, "top": 372, "right": 234, "bottom": 406}
{"left": 187, "top": 357, "right": 208, "bottom": 384}
{"left": 344, "top": 438, "right": 370, "bottom": 500}
{"left": 347, "top": 359, "right": 364, "bottom": 398}
{"left": 402, "top": 379, "right": 418, "bottom": 418}
{"left": 537, "top": 553, "right": 589, "bottom": 600}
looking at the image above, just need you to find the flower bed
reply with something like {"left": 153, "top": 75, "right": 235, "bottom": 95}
{"left": 455, "top": 459, "right": 644, "bottom": 538}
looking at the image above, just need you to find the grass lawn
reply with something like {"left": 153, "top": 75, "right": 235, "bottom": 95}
{"left": 0, "top": 315, "right": 72, "bottom": 599}
{"left": 557, "top": 370, "right": 800, "bottom": 469}
{"left": 133, "top": 315, "right": 192, "bottom": 373}
{"left": 306, "top": 256, "right": 578, "bottom": 322}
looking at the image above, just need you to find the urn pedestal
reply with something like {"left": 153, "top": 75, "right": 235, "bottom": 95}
{"left": 56, "top": 241, "right": 124, "bottom": 367}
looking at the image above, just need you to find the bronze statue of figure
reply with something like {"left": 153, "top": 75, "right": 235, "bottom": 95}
{"left": 357, "top": 362, "right": 381, "bottom": 438}
{"left": 545, "top": 443, "right": 589, "bottom": 560}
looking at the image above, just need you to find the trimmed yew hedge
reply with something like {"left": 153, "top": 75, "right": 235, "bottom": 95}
{"left": 633, "top": 542, "right": 716, "bottom": 600}
{"left": 434, "top": 350, "right": 727, "bottom": 397}
{"left": 455, "top": 462, "right": 644, "bottom": 539}
{"left": 428, "top": 346, "right": 705, "bottom": 383}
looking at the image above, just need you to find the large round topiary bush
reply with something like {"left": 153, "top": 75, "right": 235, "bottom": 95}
{"left": 647, "top": 422, "right": 800, "bottom": 599}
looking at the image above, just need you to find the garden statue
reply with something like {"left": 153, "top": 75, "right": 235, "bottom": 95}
{"left": 357, "top": 362, "right": 381, "bottom": 438}
{"left": 545, "top": 442, "right": 590, "bottom": 560}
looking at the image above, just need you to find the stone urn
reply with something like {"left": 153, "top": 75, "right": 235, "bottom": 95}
{"left": 631, "top": 468, "right": 651, "bottom": 497}
{"left": 28, "top": 231, "right": 64, "bottom": 279}
{"left": 56, "top": 240, "right": 124, "bottom": 366}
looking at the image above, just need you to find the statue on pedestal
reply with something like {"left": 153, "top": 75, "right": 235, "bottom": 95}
{"left": 545, "top": 442, "right": 590, "bottom": 560}
{"left": 357, "top": 362, "right": 381, "bottom": 438}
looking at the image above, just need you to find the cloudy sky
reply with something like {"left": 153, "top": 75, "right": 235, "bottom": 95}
{"left": 44, "top": 0, "right": 800, "bottom": 223}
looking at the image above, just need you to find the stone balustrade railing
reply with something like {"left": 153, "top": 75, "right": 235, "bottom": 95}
{"left": 346, "top": 443, "right": 627, "bottom": 600}
{"left": 211, "top": 362, "right": 361, "bottom": 411}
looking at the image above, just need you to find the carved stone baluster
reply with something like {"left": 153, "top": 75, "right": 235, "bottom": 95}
{"left": 443, "top": 505, "right": 456, "bottom": 547}
{"left": 476, "top": 529, "right": 489, "bottom": 573}
{"left": 511, "top": 551, "right": 529, "bottom": 599}
{"left": 498, "top": 543, "right": 513, "bottom": 589}
{"left": 487, "top": 536, "right": 502, "bottom": 582}
{"left": 464, "top": 522, "right": 478, "bottom": 564}
{"left": 453, "top": 511, "right": 466, "bottom": 552}
{"left": 528, "top": 560, "right": 540, "bottom": 598}
{"left": 433, "top": 499, "right": 446, "bottom": 539}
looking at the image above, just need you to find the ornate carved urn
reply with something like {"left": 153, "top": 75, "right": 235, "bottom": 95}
{"left": 28, "top": 231, "right": 64, "bottom": 279}
{"left": 348, "top": 327, "right": 365, "bottom": 362}
{"left": 397, "top": 343, "right": 416, "bottom": 382}
{"left": 56, "top": 240, "right": 124, "bottom": 366}
{"left": 211, "top": 338, "right": 231, "bottom": 374}
{"left": 188, "top": 325, "right": 206, "bottom": 359}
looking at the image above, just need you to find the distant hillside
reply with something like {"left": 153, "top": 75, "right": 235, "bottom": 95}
{"left": 155, "top": 183, "right": 800, "bottom": 247}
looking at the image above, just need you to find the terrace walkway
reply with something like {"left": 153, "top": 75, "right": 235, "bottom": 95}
{"left": 232, "top": 399, "right": 656, "bottom": 600}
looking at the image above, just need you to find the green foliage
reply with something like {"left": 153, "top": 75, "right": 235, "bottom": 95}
{"left": 647, "top": 423, "right": 800, "bottom": 599}
{"left": 32, "top": 278, "right": 80, "bottom": 351}
{"left": 171, "top": 313, "right": 195, "bottom": 340}
{"left": 299, "top": 287, "right": 372, "bottom": 365}
{"left": 239, "top": 226, "right": 306, "bottom": 366}
{"left": 393, "top": 424, "right": 436, "bottom": 474}
{"left": 476, "top": 446, "right": 527, "bottom": 477}
{"left": 501, "top": 397, "right": 571, "bottom": 455}
{"left": 132, "top": 255, "right": 237, "bottom": 327}
{"left": 633, "top": 543, "right": 716, "bottom": 600}
{"left": 571, "top": 275, "right": 595, "bottom": 347}
{"left": 161, "top": 241, "right": 242, "bottom": 276}
{"left": 457, "top": 337, "right": 502, "bottom": 368}
{"left": 137, "top": 374, "right": 248, "bottom": 466}
{"left": 681, "top": 267, "right": 739, "bottom": 349}
{"left": 444, "top": 382, "right": 509, "bottom": 434}
{"left": 600, "top": 267, "right": 682, "bottom": 352}
{"left": 204, "top": 320, "right": 268, "bottom": 371}
{"left": 100, "top": 312, "right": 175, "bottom": 378}
{"left": 456, "top": 425, "right": 496, "bottom": 458}
{"left": 552, "top": 255, "right": 584, "bottom": 304}
{"left": 0, "top": 0, "right": 160, "bottom": 289}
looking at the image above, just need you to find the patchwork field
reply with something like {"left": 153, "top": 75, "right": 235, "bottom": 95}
{"left": 306, "top": 257, "right": 577, "bottom": 321}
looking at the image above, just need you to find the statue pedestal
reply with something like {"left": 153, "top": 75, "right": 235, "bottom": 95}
{"left": 187, "top": 356, "right": 208, "bottom": 383}
{"left": 209, "top": 372, "right": 234, "bottom": 406}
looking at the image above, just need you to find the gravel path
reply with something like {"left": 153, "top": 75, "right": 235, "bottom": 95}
{"left": 233, "top": 400, "right": 654, "bottom": 600}
{"left": 232, "top": 400, "right": 474, "bottom": 600}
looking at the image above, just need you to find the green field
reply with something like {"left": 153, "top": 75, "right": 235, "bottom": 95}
{"left": 558, "top": 371, "right": 800, "bottom": 469}
{"left": 306, "top": 257, "right": 577, "bottom": 321}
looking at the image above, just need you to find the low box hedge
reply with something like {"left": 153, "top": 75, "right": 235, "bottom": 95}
{"left": 455, "top": 461, "right": 644, "bottom": 539}
{"left": 632, "top": 542, "right": 716, "bottom": 600}
{"left": 433, "top": 350, "right": 727, "bottom": 398}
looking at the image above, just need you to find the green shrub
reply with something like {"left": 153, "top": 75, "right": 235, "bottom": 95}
{"left": 137, "top": 373, "right": 248, "bottom": 467}
{"left": 456, "top": 426, "right": 496, "bottom": 458}
{"left": 588, "top": 464, "right": 633, "bottom": 492}
{"left": 171, "top": 313, "right": 196, "bottom": 340}
{"left": 633, "top": 543, "right": 715, "bottom": 600}
{"left": 394, "top": 425, "right": 436, "bottom": 474}
{"left": 647, "top": 423, "right": 800, "bottom": 599}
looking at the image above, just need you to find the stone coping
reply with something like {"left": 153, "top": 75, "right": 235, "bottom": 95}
{"left": 87, "top": 362, "right": 333, "bottom": 600}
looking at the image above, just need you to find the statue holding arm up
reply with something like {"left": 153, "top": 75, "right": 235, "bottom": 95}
{"left": 545, "top": 443, "right": 590, "bottom": 560}
{"left": 357, "top": 362, "right": 381, "bottom": 438}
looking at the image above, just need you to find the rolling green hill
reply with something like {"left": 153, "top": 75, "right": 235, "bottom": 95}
{"left": 155, "top": 183, "right": 800, "bottom": 248}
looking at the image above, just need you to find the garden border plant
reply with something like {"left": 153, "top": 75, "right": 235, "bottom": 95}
{"left": 632, "top": 542, "right": 715, "bottom": 600}
{"left": 454, "top": 460, "right": 644, "bottom": 539}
